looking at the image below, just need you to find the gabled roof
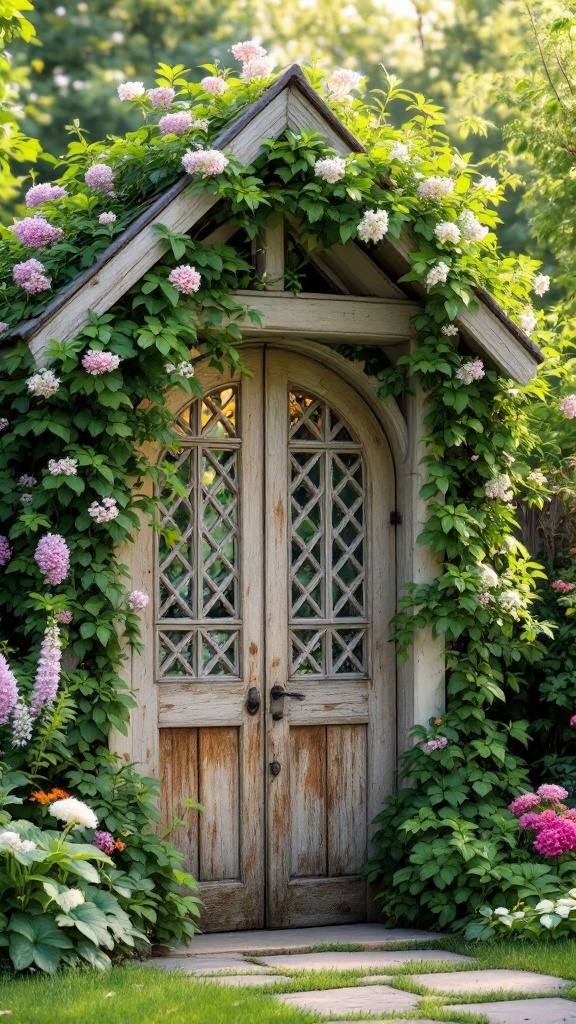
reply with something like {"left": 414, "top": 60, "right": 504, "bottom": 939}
{"left": 5, "top": 64, "right": 543, "bottom": 384}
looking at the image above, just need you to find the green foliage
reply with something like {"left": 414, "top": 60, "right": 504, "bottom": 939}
{"left": 466, "top": 892, "right": 576, "bottom": 941}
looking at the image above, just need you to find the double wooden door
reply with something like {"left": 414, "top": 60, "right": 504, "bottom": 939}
{"left": 157, "top": 346, "right": 395, "bottom": 930}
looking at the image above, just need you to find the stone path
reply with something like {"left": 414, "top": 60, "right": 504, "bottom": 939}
{"left": 148, "top": 924, "right": 576, "bottom": 1022}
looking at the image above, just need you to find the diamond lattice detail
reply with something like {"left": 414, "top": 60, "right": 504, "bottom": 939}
{"left": 158, "top": 453, "right": 196, "bottom": 618}
{"left": 290, "top": 451, "right": 324, "bottom": 618}
{"left": 332, "top": 453, "right": 365, "bottom": 617}
{"left": 201, "top": 448, "right": 238, "bottom": 618}
{"left": 201, "top": 387, "right": 237, "bottom": 437}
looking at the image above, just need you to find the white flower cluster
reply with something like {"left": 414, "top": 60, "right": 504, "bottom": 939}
{"left": 458, "top": 210, "right": 488, "bottom": 242}
{"left": 425, "top": 262, "right": 450, "bottom": 289}
{"left": 0, "top": 830, "right": 37, "bottom": 854}
{"left": 165, "top": 361, "right": 195, "bottom": 378}
{"left": 533, "top": 273, "right": 550, "bottom": 297}
{"left": 500, "top": 589, "right": 524, "bottom": 616}
{"left": 49, "top": 797, "right": 98, "bottom": 829}
{"left": 324, "top": 67, "right": 363, "bottom": 102}
{"left": 88, "top": 497, "right": 119, "bottom": 523}
{"left": 389, "top": 141, "right": 411, "bottom": 162}
{"left": 27, "top": 368, "right": 60, "bottom": 398}
{"left": 417, "top": 176, "right": 454, "bottom": 201}
{"left": 484, "top": 472, "right": 513, "bottom": 502}
{"left": 441, "top": 324, "right": 459, "bottom": 336}
{"left": 520, "top": 308, "right": 538, "bottom": 334}
{"left": 314, "top": 157, "right": 346, "bottom": 183}
{"left": 434, "top": 221, "right": 461, "bottom": 244}
{"left": 48, "top": 458, "right": 78, "bottom": 476}
{"left": 527, "top": 469, "right": 548, "bottom": 487}
{"left": 477, "top": 175, "right": 498, "bottom": 193}
{"left": 357, "top": 209, "right": 389, "bottom": 244}
{"left": 478, "top": 564, "right": 499, "bottom": 590}
{"left": 455, "top": 358, "right": 485, "bottom": 384}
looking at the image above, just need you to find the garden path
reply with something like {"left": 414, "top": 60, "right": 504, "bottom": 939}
{"left": 147, "top": 924, "right": 576, "bottom": 1023}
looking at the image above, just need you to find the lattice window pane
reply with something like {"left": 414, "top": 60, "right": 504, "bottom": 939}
{"left": 201, "top": 629, "right": 239, "bottom": 677}
{"left": 290, "top": 451, "right": 324, "bottom": 618}
{"left": 332, "top": 453, "right": 365, "bottom": 618}
{"left": 158, "top": 454, "right": 196, "bottom": 618}
{"left": 291, "top": 629, "right": 325, "bottom": 676}
{"left": 201, "top": 448, "right": 239, "bottom": 619}
{"left": 290, "top": 393, "right": 324, "bottom": 440}
{"left": 159, "top": 630, "right": 196, "bottom": 678}
{"left": 201, "top": 387, "right": 237, "bottom": 437}
{"left": 331, "top": 628, "right": 366, "bottom": 675}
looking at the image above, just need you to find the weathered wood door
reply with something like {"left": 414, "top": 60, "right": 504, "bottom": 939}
{"left": 157, "top": 345, "right": 395, "bottom": 931}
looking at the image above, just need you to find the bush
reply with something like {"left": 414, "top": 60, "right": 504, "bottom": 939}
{"left": 466, "top": 893, "right": 576, "bottom": 941}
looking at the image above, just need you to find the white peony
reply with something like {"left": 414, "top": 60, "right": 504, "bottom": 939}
{"left": 49, "top": 797, "right": 98, "bottom": 829}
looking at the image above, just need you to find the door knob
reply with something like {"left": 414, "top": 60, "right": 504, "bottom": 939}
{"left": 270, "top": 685, "right": 305, "bottom": 701}
{"left": 246, "top": 686, "right": 260, "bottom": 715}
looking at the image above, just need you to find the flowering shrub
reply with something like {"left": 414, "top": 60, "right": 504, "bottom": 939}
{"left": 466, "top": 894, "right": 576, "bottom": 941}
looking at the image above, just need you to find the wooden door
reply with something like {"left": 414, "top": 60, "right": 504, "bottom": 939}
{"left": 156, "top": 345, "right": 395, "bottom": 930}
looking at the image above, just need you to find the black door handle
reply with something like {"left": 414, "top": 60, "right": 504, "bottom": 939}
{"left": 270, "top": 685, "right": 305, "bottom": 701}
{"left": 246, "top": 686, "right": 260, "bottom": 715}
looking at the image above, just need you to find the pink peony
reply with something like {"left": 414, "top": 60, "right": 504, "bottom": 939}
{"left": 159, "top": 111, "right": 192, "bottom": 137}
{"left": 147, "top": 86, "right": 176, "bottom": 108}
{"left": 34, "top": 533, "right": 70, "bottom": 586}
{"left": 168, "top": 265, "right": 201, "bottom": 294}
{"left": 93, "top": 830, "right": 116, "bottom": 854}
{"left": 117, "top": 81, "right": 144, "bottom": 101}
{"left": 30, "top": 621, "right": 62, "bottom": 718}
{"left": 537, "top": 783, "right": 569, "bottom": 802}
{"left": 534, "top": 818, "right": 576, "bottom": 857}
{"left": 84, "top": 164, "right": 114, "bottom": 193}
{"left": 0, "top": 536, "right": 12, "bottom": 566}
{"left": 0, "top": 653, "right": 19, "bottom": 726}
{"left": 231, "top": 39, "right": 266, "bottom": 62}
{"left": 241, "top": 56, "right": 275, "bottom": 82}
{"left": 25, "top": 183, "right": 68, "bottom": 208}
{"left": 98, "top": 212, "right": 116, "bottom": 225}
{"left": 128, "top": 589, "right": 150, "bottom": 612}
{"left": 201, "top": 76, "right": 228, "bottom": 95}
{"left": 82, "top": 350, "right": 121, "bottom": 374}
{"left": 12, "top": 216, "right": 63, "bottom": 248}
{"left": 559, "top": 395, "right": 576, "bottom": 419}
{"left": 181, "top": 148, "right": 229, "bottom": 177}
{"left": 508, "top": 792, "right": 540, "bottom": 817}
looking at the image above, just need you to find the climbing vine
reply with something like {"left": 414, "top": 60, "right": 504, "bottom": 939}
{"left": 0, "top": 42, "right": 569, "bottom": 950}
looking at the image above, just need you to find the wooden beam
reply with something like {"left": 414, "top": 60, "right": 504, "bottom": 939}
{"left": 232, "top": 291, "right": 421, "bottom": 341}
{"left": 254, "top": 215, "right": 285, "bottom": 290}
{"left": 314, "top": 242, "right": 405, "bottom": 299}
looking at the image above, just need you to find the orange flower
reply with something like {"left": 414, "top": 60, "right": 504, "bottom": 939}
{"left": 30, "top": 787, "right": 69, "bottom": 805}
{"left": 30, "top": 790, "right": 51, "bottom": 805}
{"left": 434, "top": 717, "right": 443, "bottom": 726}
{"left": 114, "top": 840, "right": 126, "bottom": 852}
{"left": 47, "top": 788, "right": 69, "bottom": 801}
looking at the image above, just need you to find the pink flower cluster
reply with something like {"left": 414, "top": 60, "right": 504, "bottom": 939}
{"left": 34, "top": 533, "right": 70, "bottom": 586}
{"left": 241, "top": 56, "right": 275, "bottom": 82}
{"left": 455, "top": 358, "right": 485, "bottom": 384}
{"left": 559, "top": 395, "right": 576, "bottom": 419}
{"left": 12, "top": 215, "right": 63, "bottom": 249}
{"left": 231, "top": 39, "right": 266, "bottom": 61}
{"left": 88, "top": 497, "right": 119, "bottom": 523}
{"left": 13, "top": 257, "right": 51, "bottom": 293}
{"left": 168, "top": 265, "right": 201, "bottom": 295}
{"left": 201, "top": 76, "right": 228, "bottom": 96}
{"left": 510, "top": 786, "right": 576, "bottom": 859}
{"left": 98, "top": 212, "right": 116, "bottom": 225}
{"left": 533, "top": 273, "right": 550, "bottom": 297}
{"left": 25, "top": 183, "right": 68, "bottom": 208}
{"left": 552, "top": 580, "right": 574, "bottom": 593}
{"left": 27, "top": 368, "right": 60, "bottom": 398}
{"left": 422, "top": 736, "right": 448, "bottom": 753}
{"left": 520, "top": 308, "right": 537, "bottom": 334}
{"left": 82, "top": 350, "right": 121, "bottom": 374}
{"left": 57, "top": 610, "right": 73, "bottom": 624}
{"left": 0, "top": 653, "right": 19, "bottom": 726}
{"left": 159, "top": 111, "right": 192, "bottom": 137}
{"left": 325, "top": 67, "right": 363, "bottom": 101}
{"left": 30, "top": 621, "right": 62, "bottom": 718}
{"left": 85, "top": 164, "right": 114, "bottom": 193}
{"left": 534, "top": 818, "right": 576, "bottom": 858}
{"left": 93, "top": 830, "right": 116, "bottom": 854}
{"left": 128, "top": 590, "right": 150, "bottom": 612}
{"left": 117, "top": 81, "right": 144, "bottom": 101}
{"left": 19, "top": 475, "right": 36, "bottom": 487}
{"left": 426, "top": 262, "right": 450, "bottom": 289}
{"left": 48, "top": 458, "right": 78, "bottom": 476}
{"left": 0, "top": 536, "right": 11, "bottom": 567}
{"left": 0, "top": 324, "right": 7, "bottom": 334}
{"left": 147, "top": 86, "right": 175, "bottom": 108}
{"left": 181, "top": 148, "right": 229, "bottom": 177}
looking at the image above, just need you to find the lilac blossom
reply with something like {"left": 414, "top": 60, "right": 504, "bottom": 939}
{"left": 98, "top": 212, "right": 116, "bottom": 225}
{"left": 11, "top": 216, "right": 63, "bottom": 248}
{"left": 84, "top": 164, "right": 114, "bottom": 193}
{"left": 0, "top": 653, "right": 19, "bottom": 725}
{"left": 57, "top": 610, "right": 73, "bottom": 624}
{"left": 48, "top": 458, "right": 78, "bottom": 476}
{"left": 93, "top": 830, "right": 116, "bottom": 854}
{"left": 34, "top": 533, "right": 70, "bottom": 585}
{"left": 30, "top": 621, "right": 62, "bottom": 718}
{"left": 25, "top": 183, "right": 68, "bottom": 207}
{"left": 422, "top": 736, "right": 448, "bottom": 753}
{"left": 0, "top": 537, "right": 11, "bottom": 566}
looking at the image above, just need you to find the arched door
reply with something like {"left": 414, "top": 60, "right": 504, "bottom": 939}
{"left": 156, "top": 346, "right": 396, "bottom": 930}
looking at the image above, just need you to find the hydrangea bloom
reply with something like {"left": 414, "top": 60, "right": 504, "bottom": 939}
{"left": 241, "top": 56, "right": 275, "bottom": 81}
{"left": 20, "top": 493, "right": 32, "bottom": 506}
{"left": 559, "top": 395, "right": 576, "bottom": 418}
{"left": 455, "top": 358, "right": 485, "bottom": 384}
{"left": 552, "top": 580, "right": 573, "bottom": 593}
{"left": 12, "top": 215, "right": 63, "bottom": 248}
{"left": 201, "top": 76, "right": 228, "bottom": 96}
{"left": 181, "top": 148, "right": 229, "bottom": 177}
{"left": 500, "top": 589, "right": 523, "bottom": 615}
{"left": 88, "top": 497, "right": 119, "bottom": 523}
{"left": 534, "top": 818, "right": 576, "bottom": 857}
{"left": 422, "top": 736, "right": 448, "bottom": 753}
{"left": 537, "top": 783, "right": 569, "bottom": 802}
{"left": 441, "top": 324, "right": 459, "bottom": 336}
{"left": 82, "top": 350, "right": 121, "bottom": 374}
{"left": 484, "top": 473, "right": 513, "bottom": 502}
{"left": 477, "top": 175, "right": 498, "bottom": 192}
{"left": 325, "top": 67, "right": 363, "bottom": 101}
{"left": 435, "top": 221, "right": 461, "bottom": 244}
{"left": 117, "top": 81, "right": 144, "bottom": 101}
{"left": 147, "top": 86, "right": 175, "bottom": 108}
{"left": 520, "top": 308, "right": 537, "bottom": 334}
{"left": 13, "top": 258, "right": 51, "bottom": 293}
{"left": 23, "top": 272, "right": 52, "bottom": 294}
{"left": 357, "top": 209, "right": 389, "bottom": 244}
{"left": 98, "top": 212, "right": 116, "bottom": 225}
{"left": 165, "top": 360, "right": 195, "bottom": 377}
{"left": 30, "top": 621, "right": 62, "bottom": 718}
{"left": 478, "top": 592, "right": 491, "bottom": 605}
{"left": 128, "top": 590, "right": 150, "bottom": 612}
{"left": 508, "top": 792, "right": 540, "bottom": 816}
{"left": 168, "top": 265, "right": 201, "bottom": 294}
{"left": 27, "top": 368, "right": 60, "bottom": 398}
{"left": 231, "top": 39, "right": 266, "bottom": 61}
{"left": 527, "top": 469, "right": 548, "bottom": 486}
{"left": 159, "top": 111, "right": 192, "bottom": 137}
{"left": 48, "top": 457, "right": 78, "bottom": 476}
{"left": 314, "top": 156, "right": 347, "bottom": 183}
{"left": 84, "top": 164, "right": 114, "bottom": 193}
{"left": 0, "top": 536, "right": 11, "bottom": 567}
{"left": 0, "top": 418, "right": 8, "bottom": 431}
{"left": 0, "top": 653, "right": 19, "bottom": 726}
{"left": 417, "top": 176, "right": 454, "bottom": 201}
{"left": 479, "top": 564, "right": 499, "bottom": 590}
{"left": 518, "top": 811, "right": 544, "bottom": 831}
{"left": 49, "top": 797, "right": 98, "bottom": 829}
{"left": 93, "top": 830, "right": 116, "bottom": 854}
{"left": 459, "top": 210, "right": 488, "bottom": 242}
{"left": 19, "top": 474, "right": 36, "bottom": 487}
{"left": 425, "top": 262, "right": 450, "bottom": 288}
{"left": 25, "top": 183, "right": 68, "bottom": 207}
{"left": 57, "top": 610, "right": 73, "bottom": 624}
{"left": 0, "top": 831, "right": 37, "bottom": 854}
{"left": 533, "top": 273, "right": 550, "bottom": 297}
{"left": 389, "top": 141, "right": 411, "bottom": 162}
{"left": 34, "top": 533, "right": 70, "bottom": 585}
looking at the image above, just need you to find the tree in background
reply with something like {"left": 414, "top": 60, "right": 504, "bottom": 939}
{"left": 0, "top": 0, "right": 43, "bottom": 208}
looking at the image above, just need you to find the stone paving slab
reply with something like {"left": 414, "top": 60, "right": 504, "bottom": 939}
{"left": 410, "top": 968, "right": 571, "bottom": 995}
{"left": 275, "top": 983, "right": 420, "bottom": 1015}
{"left": 140, "top": 955, "right": 277, "bottom": 974}
{"left": 260, "top": 949, "right": 473, "bottom": 970}
{"left": 324, "top": 1021, "right": 447, "bottom": 1024}
{"left": 162, "top": 924, "right": 445, "bottom": 956}
{"left": 203, "top": 974, "right": 293, "bottom": 987}
{"left": 449, "top": 997, "right": 576, "bottom": 1023}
